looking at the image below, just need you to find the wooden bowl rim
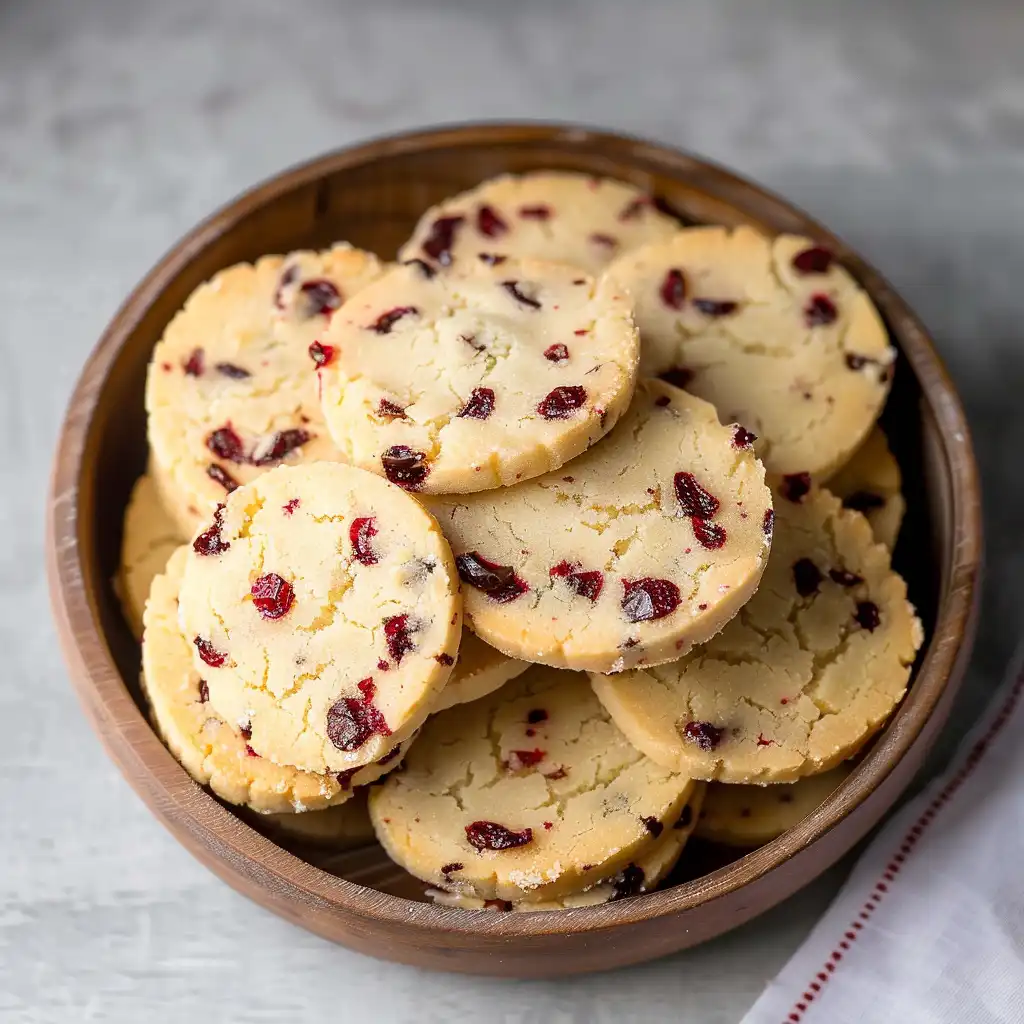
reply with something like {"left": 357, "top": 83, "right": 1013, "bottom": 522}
{"left": 47, "top": 121, "right": 982, "bottom": 939}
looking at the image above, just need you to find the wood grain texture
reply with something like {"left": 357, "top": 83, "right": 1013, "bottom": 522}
{"left": 46, "top": 123, "right": 981, "bottom": 977}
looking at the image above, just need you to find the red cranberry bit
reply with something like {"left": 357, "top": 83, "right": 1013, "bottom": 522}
{"left": 641, "top": 816, "right": 664, "bottom": 838}
{"left": 692, "top": 518, "right": 727, "bottom": 550}
{"left": 544, "top": 766, "right": 568, "bottom": 781}
{"left": 458, "top": 387, "right": 496, "bottom": 420}
{"left": 763, "top": 508, "right": 775, "bottom": 539}
{"left": 659, "top": 268, "right": 687, "bottom": 310}
{"left": 537, "top": 385, "right": 587, "bottom": 420}
{"left": 518, "top": 204, "right": 551, "bottom": 220}
{"left": 843, "top": 491, "right": 885, "bottom": 513}
{"left": 792, "top": 558, "right": 823, "bottom": 597}
{"left": 251, "top": 573, "right": 295, "bottom": 620}
{"left": 527, "top": 708, "right": 548, "bottom": 725}
{"left": 501, "top": 280, "right": 541, "bottom": 310}
{"left": 251, "top": 428, "right": 311, "bottom": 466}
{"left": 506, "top": 748, "right": 545, "bottom": 771}
{"left": 854, "top": 601, "right": 881, "bottom": 631}
{"left": 476, "top": 204, "right": 508, "bottom": 237}
{"left": 216, "top": 362, "right": 250, "bottom": 381}
{"left": 659, "top": 367, "right": 694, "bottom": 391}
{"left": 421, "top": 215, "right": 464, "bottom": 265}
{"left": 590, "top": 232, "right": 618, "bottom": 249}
{"left": 350, "top": 517, "right": 379, "bottom": 565}
{"left": 206, "top": 425, "right": 245, "bottom": 463}
{"left": 193, "top": 504, "right": 229, "bottom": 556}
{"left": 206, "top": 463, "right": 239, "bottom": 493}
{"left": 197, "top": 680, "right": 209, "bottom": 703}
{"left": 377, "top": 398, "right": 407, "bottom": 420}
{"left": 194, "top": 636, "right": 226, "bottom": 667}
{"left": 403, "top": 257, "right": 436, "bottom": 279}
{"left": 732, "top": 425, "right": 758, "bottom": 449}
{"left": 244, "top": 744, "right": 260, "bottom": 758}
{"left": 435, "top": 652, "right": 455, "bottom": 666}
{"left": 377, "top": 659, "right": 389, "bottom": 672}
{"left": 804, "top": 293, "right": 838, "bottom": 327}
{"left": 455, "top": 551, "right": 528, "bottom": 603}
{"left": 441, "top": 862, "right": 463, "bottom": 880}
{"left": 464, "top": 821, "right": 533, "bottom": 852}
{"left": 693, "top": 298, "right": 738, "bottom": 317}
{"left": 619, "top": 196, "right": 650, "bottom": 221}
{"left": 183, "top": 348, "right": 205, "bottom": 377}
{"left": 781, "top": 472, "right": 812, "bottom": 503}
{"left": 326, "top": 683, "right": 391, "bottom": 752}
{"left": 622, "top": 578, "right": 681, "bottom": 623}
{"left": 612, "top": 864, "right": 645, "bottom": 900}
{"left": 371, "top": 306, "right": 418, "bottom": 334}
{"left": 550, "top": 560, "right": 604, "bottom": 602}
{"left": 674, "top": 804, "right": 693, "bottom": 830}
{"left": 381, "top": 445, "right": 429, "bottom": 489}
{"left": 792, "top": 246, "right": 834, "bottom": 275}
{"left": 300, "top": 280, "right": 342, "bottom": 318}
{"left": 358, "top": 678, "right": 376, "bottom": 700}
{"left": 682, "top": 720, "right": 724, "bottom": 752}
{"left": 477, "top": 252, "right": 507, "bottom": 266}
{"left": 543, "top": 343, "right": 569, "bottom": 363}
{"left": 283, "top": 498, "right": 300, "bottom": 515}
{"left": 239, "top": 722, "right": 252, "bottom": 741}
{"left": 335, "top": 767, "right": 360, "bottom": 791}
{"left": 308, "top": 340, "right": 335, "bottom": 367}
{"left": 829, "top": 568, "right": 864, "bottom": 587}
{"left": 383, "top": 614, "right": 416, "bottom": 663}
{"left": 674, "top": 472, "right": 720, "bottom": 518}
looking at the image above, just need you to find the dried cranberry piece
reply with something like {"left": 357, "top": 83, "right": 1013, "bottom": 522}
{"left": 477, "top": 253, "right": 506, "bottom": 266}
{"left": 537, "top": 385, "right": 587, "bottom": 419}
{"left": 381, "top": 445, "right": 429, "bottom": 489}
{"left": 674, "top": 472, "right": 720, "bottom": 518}
{"left": 455, "top": 551, "right": 528, "bottom": 603}
{"left": 435, "top": 653, "right": 455, "bottom": 666}
{"left": 206, "top": 425, "right": 245, "bottom": 463}
{"left": 215, "top": 362, "right": 250, "bottom": 380}
{"left": 543, "top": 343, "right": 569, "bottom": 363}
{"left": 681, "top": 720, "right": 724, "bottom": 751}
{"left": 183, "top": 348, "right": 205, "bottom": 376}
{"left": 732, "top": 425, "right": 758, "bottom": 449}
{"left": 792, "top": 246, "right": 834, "bottom": 275}
{"left": 526, "top": 708, "right": 548, "bottom": 725}
{"left": 622, "top": 578, "right": 681, "bottom": 622}
{"left": 659, "top": 367, "right": 694, "bottom": 389}
{"left": 763, "top": 508, "right": 775, "bottom": 539}
{"left": 326, "top": 683, "right": 391, "bottom": 752}
{"left": 403, "top": 258, "right": 436, "bottom": 279}
{"left": 660, "top": 268, "right": 687, "bottom": 310}
{"left": 335, "top": 767, "right": 360, "bottom": 791}
{"left": 781, "top": 472, "right": 812, "bottom": 503}
{"left": 371, "top": 306, "right": 418, "bottom": 334}
{"left": 194, "top": 636, "right": 226, "bottom": 667}
{"left": 377, "top": 398, "right": 407, "bottom": 420}
{"left": 458, "top": 387, "right": 495, "bottom": 420}
{"left": 612, "top": 864, "right": 645, "bottom": 900}
{"left": 792, "top": 558, "right": 823, "bottom": 597}
{"left": 550, "top": 561, "right": 604, "bottom": 602}
{"left": 206, "top": 464, "right": 239, "bottom": 492}
{"left": 854, "top": 601, "right": 881, "bottom": 631}
{"left": 350, "top": 517, "right": 378, "bottom": 565}
{"left": 804, "top": 293, "right": 838, "bottom": 327}
{"left": 197, "top": 680, "right": 209, "bottom": 703}
{"left": 383, "top": 614, "right": 416, "bottom": 663}
{"left": 641, "top": 815, "right": 664, "bottom": 838}
{"left": 843, "top": 491, "right": 885, "bottom": 513}
{"left": 518, "top": 204, "right": 551, "bottom": 220}
{"left": 251, "top": 573, "right": 295, "bottom": 620}
{"left": 502, "top": 280, "right": 541, "bottom": 310}
{"left": 506, "top": 748, "right": 545, "bottom": 771}
{"left": 845, "top": 353, "right": 875, "bottom": 371}
{"left": 441, "top": 862, "right": 463, "bottom": 880}
{"left": 464, "top": 821, "right": 533, "bottom": 851}
{"left": 239, "top": 722, "right": 252, "bottom": 740}
{"left": 544, "top": 766, "right": 568, "bottom": 781}
{"left": 193, "top": 504, "right": 229, "bottom": 556}
{"left": 476, "top": 204, "right": 508, "bottom": 237}
{"left": 422, "top": 215, "right": 464, "bottom": 265}
{"left": 673, "top": 804, "right": 693, "bottom": 830}
{"left": 692, "top": 518, "right": 727, "bottom": 550}
{"left": 308, "top": 340, "right": 335, "bottom": 367}
{"left": 590, "top": 232, "right": 617, "bottom": 249}
{"left": 300, "top": 279, "right": 342, "bottom": 318}
{"left": 693, "top": 298, "right": 738, "bottom": 317}
{"left": 829, "top": 568, "right": 864, "bottom": 587}
{"left": 250, "top": 428, "right": 311, "bottom": 466}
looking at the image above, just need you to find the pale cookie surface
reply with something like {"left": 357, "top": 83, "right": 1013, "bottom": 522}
{"left": 426, "top": 379, "right": 772, "bottom": 674}
{"left": 116, "top": 470, "right": 187, "bottom": 639}
{"left": 177, "top": 462, "right": 461, "bottom": 775}
{"left": 146, "top": 245, "right": 386, "bottom": 531}
{"left": 369, "top": 665, "right": 695, "bottom": 904}
{"left": 695, "top": 765, "right": 852, "bottom": 848}
{"left": 432, "top": 629, "right": 530, "bottom": 712}
{"left": 591, "top": 487, "right": 923, "bottom": 783}
{"left": 398, "top": 171, "right": 681, "bottom": 274}
{"left": 429, "top": 783, "right": 705, "bottom": 911}
{"left": 826, "top": 427, "right": 905, "bottom": 550}
{"left": 608, "top": 227, "right": 895, "bottom": 478}
{"left": 318, "top": 257, "right": 639, "bottom": 493}
{"left": 143, "top": 548, "right": 411, "bottom": 814}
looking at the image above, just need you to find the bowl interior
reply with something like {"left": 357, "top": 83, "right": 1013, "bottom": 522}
{"left": 82, "top": 125, "right": 952, "bottom": 906}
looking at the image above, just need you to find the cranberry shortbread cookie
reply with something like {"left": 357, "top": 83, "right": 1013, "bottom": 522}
{"left": 433, "top": 630, "right": 530, "bottom": 713}
{"left": 317, "top": 256, "right": 639, "bottom": 493}
{"left": 143, "top": 548, "right": 412, "bottom": 813}
{"left": 369, "top": 666, "right": 697, "bottom": 905}
{"left": 591, "top": 487, "right": 923, "bottom": 783}
{"left": 399, "top": 171, "right": 681, "bottom": 273}
{"left": 146, "top": 245, "right": 386, "bottom": 532}
{"left": 827, "top": 427, "right": 905, "bottom": 550}
{"left": 608, "top": 227, "right": 895, "bottom": 478}
{"left": 177, "top": 462, "right": 461, "bottom": 775}
{"left": 426, "top": 379, "right": 772, "bottom": 674}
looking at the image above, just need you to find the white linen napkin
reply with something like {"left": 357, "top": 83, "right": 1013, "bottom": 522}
{"left": 742, "top": 648, "right": 1024, "bottom": 1024}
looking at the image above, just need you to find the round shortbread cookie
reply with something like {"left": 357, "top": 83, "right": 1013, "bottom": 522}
{"left": 433, "top": 629, "right": 530, "bottom": 713}
{"left": 426, "top": 379, "right": 772, "bottom": 674}
{"left": 591, "top": 486, "right": 923, "bottom": 783}
{"left": 429, "top": 783, "right": 706, "bottom": 911}
{"left": 143, "top": 548, "right": 411, "bottom": 813}
{"left": 116, "top": 469, "right": 187, "bottom": 639}
{"left": 146, "top": 244, "right": 386, "bottom": 532}
{"left": 826, "top": 427, "right": 905, "bottom": 550}
{"left": 695, "top": 765, "right": 852, "bottom": 848}
{"left": 251, "top": 793, "right": 377, "bottom": 849}
{"left": 398, "top": 171, "right": 681, "bottom": 274}
{"left": 607, "top": 227, "right": 895, "bottom": 478}
{"left": 177, "top": 462, "right": 461, "bottom": 775}
{"left": 317, "top": 256, "right": 639, "bottom": 493}
{"left": 369, "top": 666, "right": 696, "bottom": 904}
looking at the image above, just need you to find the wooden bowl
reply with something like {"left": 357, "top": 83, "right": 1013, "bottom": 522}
{"left": 47, "top": 123, "right": 982, "bottom": 977}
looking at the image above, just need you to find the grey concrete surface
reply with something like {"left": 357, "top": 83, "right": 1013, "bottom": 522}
{"left": 2, "top": 1, "right": 1022, "bottom": 1021}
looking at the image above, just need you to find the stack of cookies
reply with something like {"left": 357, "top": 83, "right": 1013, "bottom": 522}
{"left": 119, "top": 171, "right": 923, "bottom": 913}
